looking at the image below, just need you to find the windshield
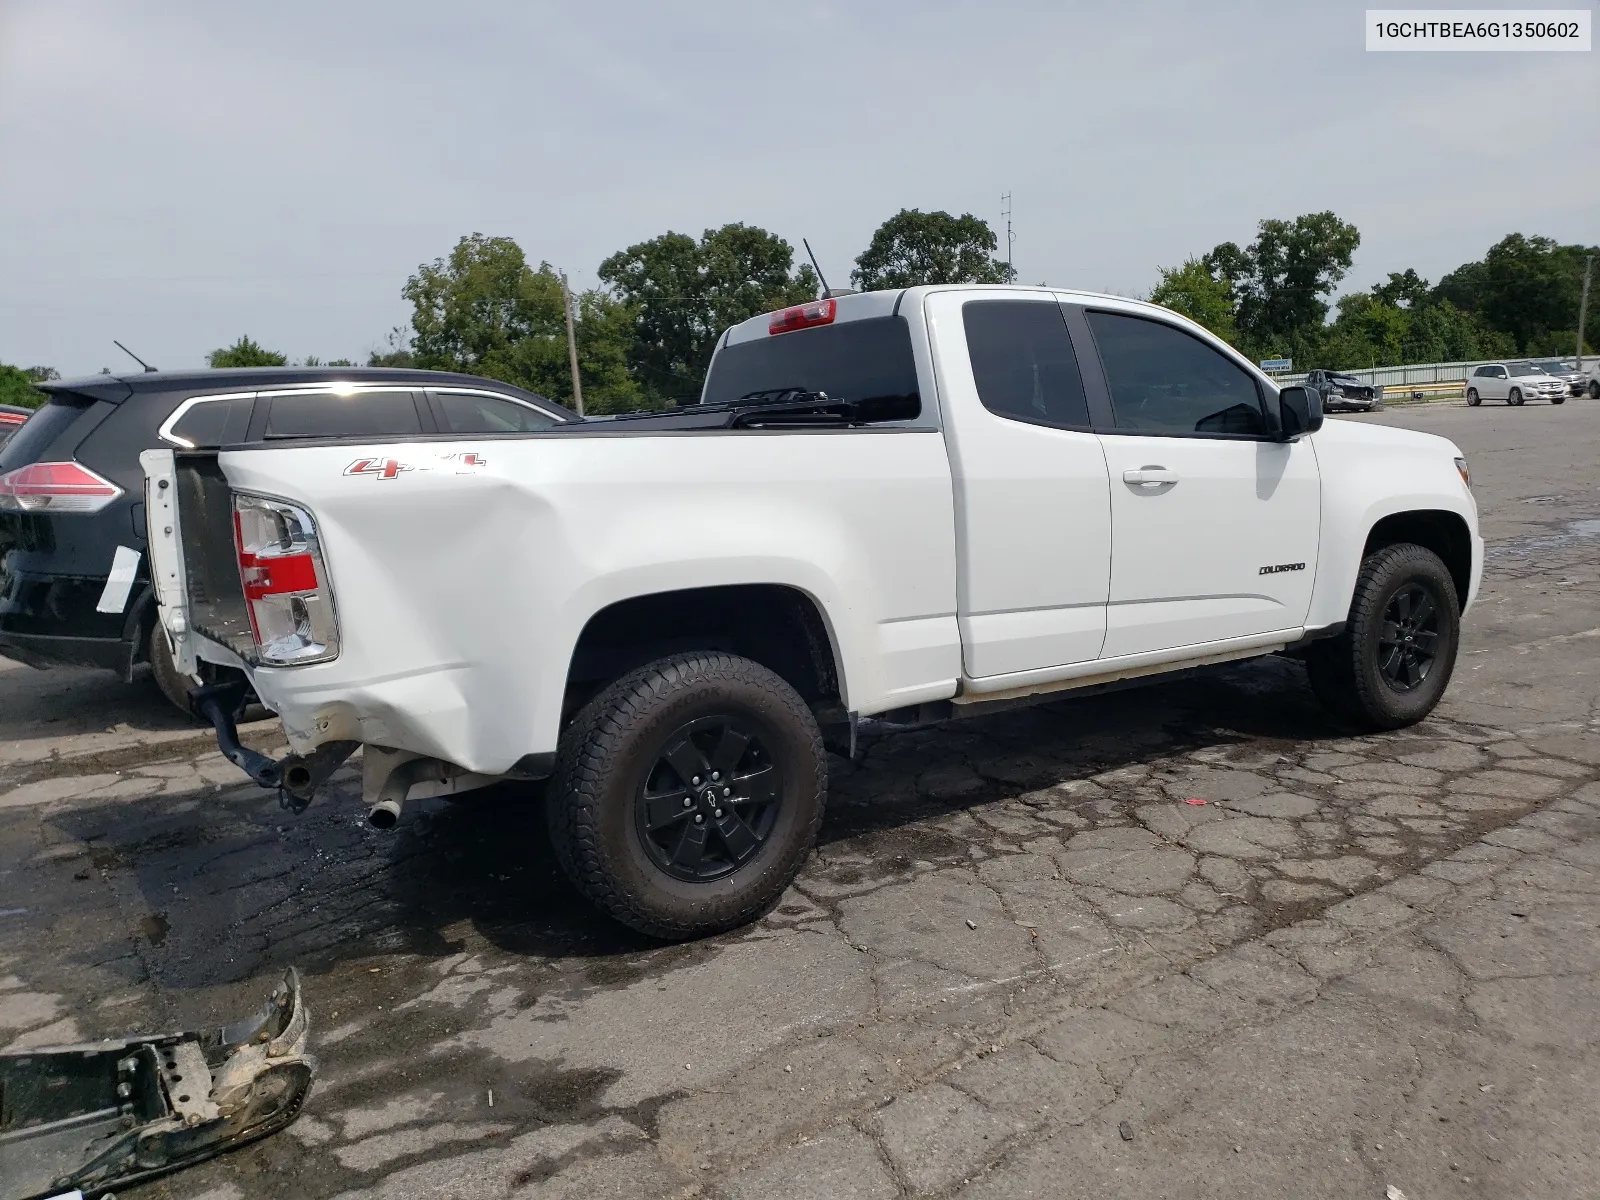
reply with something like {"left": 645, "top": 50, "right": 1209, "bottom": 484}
{"left": 701, "top": 316, "right": 920, "bottom": 421}
{"left": 1507, "top": 362, "right": 1544, "bottom": 376}
{"left": 1532, "top": 361, "right": 1569, "bottom": 374}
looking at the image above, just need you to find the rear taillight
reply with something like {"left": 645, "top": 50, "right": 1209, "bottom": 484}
{"left": 0, "top": 461, "right": 122, "bottom": 514}
{"left": 232, "top": 493, "right": 339, "bottom": 665}
{"left": 768, "top": 298, "right": 836, "bottom": 335}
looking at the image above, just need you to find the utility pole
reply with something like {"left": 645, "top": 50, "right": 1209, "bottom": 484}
{"left": 1000, "top": 193, "right": 1015, "bottom": 280}
{"left": 1577, "top": 255, "right": 1593, "bottom": 373}
{"left": 561, "top": 272, "right": 585, "bottom": 417}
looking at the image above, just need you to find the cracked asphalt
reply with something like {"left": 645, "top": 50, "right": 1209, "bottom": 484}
{"left": 3, "top": 400, "right": 1599, "bottom": 1199}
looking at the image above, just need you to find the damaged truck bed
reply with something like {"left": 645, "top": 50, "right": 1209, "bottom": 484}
{"left": 0, "top": 969, "right": 313, "bottom": 1200}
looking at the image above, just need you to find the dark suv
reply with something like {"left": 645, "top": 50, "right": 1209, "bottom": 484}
{"left": 1303, "top": 369, "right": 1384, "bottom": 413}
{"left": 0, "top": 368, "right": 573, "bottom": 709}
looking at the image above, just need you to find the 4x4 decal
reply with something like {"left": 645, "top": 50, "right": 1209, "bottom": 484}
{"left": 344, "top": 452, "right": 487, "bottom": 480}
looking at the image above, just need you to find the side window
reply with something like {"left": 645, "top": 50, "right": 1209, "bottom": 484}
{"left": 165, "top": 396, "right": 254, "bottom": 448}
{"left": 431, "top": 390, "right": 558, "bottom": 434}
{"left": 1086, "top": 311, "right": 1266, "bottom": 436}
{"left": 262, "top": 390, "right": 424, "bottom": 439}
{"left": 962, "top": 300, "right": 1090, "bottom": 428}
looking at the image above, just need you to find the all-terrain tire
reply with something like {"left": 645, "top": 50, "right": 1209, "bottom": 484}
{"left": 546, "top": 652, "right": 826, "bottom": 939}
{"left": 1305, "top": 543, "right": 1460, "bottom": 731}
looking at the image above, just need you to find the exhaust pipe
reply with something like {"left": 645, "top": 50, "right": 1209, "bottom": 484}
{"left": 367, "top": 798, "right": 403, "bottom": 830}
{"left": 365, "top": 757, "right": 450, "bottom": 831}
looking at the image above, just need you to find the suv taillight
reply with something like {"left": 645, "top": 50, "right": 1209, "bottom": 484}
{"left": 232, "top": 493, "right": 339, "bottom": 665}
{"left": 0, "top": 461, "right": 122, "bottom": 513}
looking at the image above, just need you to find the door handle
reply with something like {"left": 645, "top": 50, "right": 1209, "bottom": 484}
{"left": 1122, "top": 467, "right": 1179, "bottom": 487}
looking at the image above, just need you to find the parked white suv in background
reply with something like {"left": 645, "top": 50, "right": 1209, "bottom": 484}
{"left": 1464, "top": 361, "right": 1568, "bottom": 407}
{"left": 144, "top": 286, "right": 1482, "bottom": 939}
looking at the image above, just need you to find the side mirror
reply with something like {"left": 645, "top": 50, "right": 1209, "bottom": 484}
{"left": 1277, "top": 385, "right": 1323, "bottom": 439}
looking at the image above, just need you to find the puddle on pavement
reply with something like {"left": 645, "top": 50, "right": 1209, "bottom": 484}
{"left": 140, "top": 912, "right": 171, "bottom": 946}
{"left": 1487, "top": 516, "right": 1600, "bottom": 560}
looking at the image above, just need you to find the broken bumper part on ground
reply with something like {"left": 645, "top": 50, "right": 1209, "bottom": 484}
{"left": 0, "top": 968, "right": 315, "bottom": 1200}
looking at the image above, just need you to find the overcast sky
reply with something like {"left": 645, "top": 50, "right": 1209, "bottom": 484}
{"left": 1, "top": 0, "right": 1595, "bottom": 376}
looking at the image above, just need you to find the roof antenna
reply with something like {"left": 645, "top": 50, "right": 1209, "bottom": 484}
{"left": 802, "top": 238, "right": 831, "bottom": 297}
{"left": 113, "top": 340, "right": 158, "bottom": 373}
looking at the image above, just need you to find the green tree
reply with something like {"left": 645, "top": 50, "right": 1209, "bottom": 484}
{"left": 1149, "top": 257, "right": 1237, "bottom": 342}
{"left": 851, "top": 209, "right": 1015, "bottom": 291}
{"left": 1432, "top": 235, "right": 1599, "bottom": 353}
{"left": 208, "top": 336, "right": 287, "bottom": 367}
{"left": 403, "top": 233, "right": 649, "bottom": 413}
{"left": 0, "top": 364, "right": 55, "bottom": 409}
{"left": 1372, "top": 268, "right": 1429, "bottom": 309}
{"left": 600, "top": 224, "right": 818, "bottom": 405}
{"left": 1479, "top": 234, "right": 1595, "bottom": 351}
{"left": 367, "top": 327, "right": 417, "bottom": 368}
{"left": 1204, "top": 212, "right": 1360, "bottom": 357}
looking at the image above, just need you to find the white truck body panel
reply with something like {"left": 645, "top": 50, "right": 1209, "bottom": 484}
{"left": 148, "top": 284, "right": 1481, "bottom": 786}
{"left": 923, "top": 290, "right": 1113, "bottom": 677}
{"left": 213, "top": 429, "right": 960, "bottom": 774}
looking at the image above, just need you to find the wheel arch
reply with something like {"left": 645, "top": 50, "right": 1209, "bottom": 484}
{"left": 1363, "top": 509, "right": 1473, "bottom": 607}
{"left": 561, "top": 583, "right": 847, "bottom": 724}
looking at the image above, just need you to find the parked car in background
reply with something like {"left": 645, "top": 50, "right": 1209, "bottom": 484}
{"left": 1303, "top": 369, "right": 1384, "bottom": 412}
{"left": 1530, "top": 360, "right": 1587, "bottom": 397}
{"left": 0, "top": 368, "right": 574, "bottom": 711}
{"left": 1464, "top": 362, "right": 1567, "bottom": 407}
{"left": 0, "top": 404, "right": 31, "bottom": 449}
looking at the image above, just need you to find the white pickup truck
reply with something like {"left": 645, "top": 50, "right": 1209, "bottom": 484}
{"left": 143, "top": 286, "right": 1481, "bottom": 939}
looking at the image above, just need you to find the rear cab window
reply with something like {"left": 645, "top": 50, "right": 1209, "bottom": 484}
{"left": 701, "top": 315, "right": 921, "bottom": 423}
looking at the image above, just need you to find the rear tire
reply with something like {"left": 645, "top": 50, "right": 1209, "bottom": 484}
{"left": 1465, "top": 388, "right": 1480, "bottom": 407}
{"left": 546, "top": 652, "right": 826, "bottom": 940}
{"left": 148, "top": 623, "right": 196, "bottom": 714}
{"left": 1590, "top": 380, "right": 1599, "bottom": 399}
{"left": 1305, "top": 543, "right": 1460, "bottom": 731}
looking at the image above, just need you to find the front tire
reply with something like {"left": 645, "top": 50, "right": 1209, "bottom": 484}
{"left": 1509, "top": 388, "right": 1524, "bottom": 406}
{"left": 546, "top": 652, "right": 826, "bottom": 939}
{"left": 1552, "top": 394, "right": 1565, "bottom": 405}
{"left": 1305, "top": 543, "right": 1460, "bottom": 731}
{"left": 1465, "top": 388, "right": 1480, "bottom": 407}
{"left": 1590, "top": 380, "right": 1599, "bottom": 399}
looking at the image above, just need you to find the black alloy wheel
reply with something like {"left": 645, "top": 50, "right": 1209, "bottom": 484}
{"left": 1305, "top": 542, "right": 1460, "bottom": 730}
{"left": 546, "top": 651, "right": 826, "bottom": 939}
{"left": 1375, "top": 583, "right": 1440, "bottom": 692}
{"left": 635, "top": 714, "right": 783, "bottom": 882}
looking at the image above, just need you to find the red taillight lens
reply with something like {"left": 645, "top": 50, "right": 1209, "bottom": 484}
{"left": 232, "top": 494, "right": 339, "bottom": 665}
{"left": 768, "top": 298, "right": 836, "bottom": 335}
{"left": 0, "top": 461, "right": 123, "bottom": 514}
{"left": 0, "top": 412, "right": 26, "bottom": 427}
